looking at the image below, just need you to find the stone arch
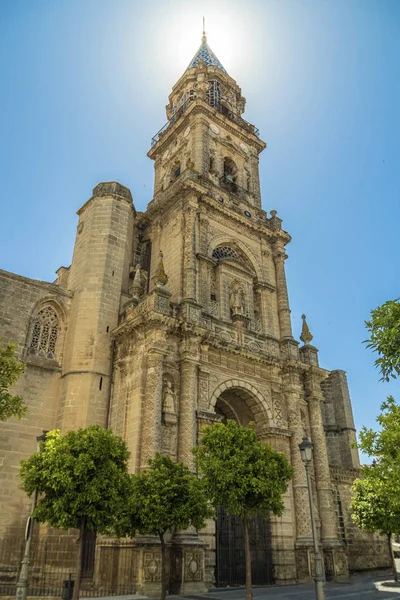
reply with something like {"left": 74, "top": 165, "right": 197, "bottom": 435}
{"left": 25, "top": 297, "right": 67, "bottom": 361}
{"left": 209, "top": 379, "right": 274, "bottom": 427}
{"left": 208, "top": 235, "right": 262, "bottom": 279}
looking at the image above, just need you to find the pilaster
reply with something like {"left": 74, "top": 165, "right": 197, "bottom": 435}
{"left": 140, "top": 348, "right": 166, "bottom": 469}
{"left": 272, "top": 242, "right": 293, "bottom": 340}
{"left": 305, "top": 368, "right": 339, "bottom": 545}
{"left": 178, "top": 336, "right": 200, "bottom": 469}
{"left": 284, "top": 368, "right": 313, "bottom": 545}
{"left": 182, "top": 203, "right": 198, "bottom": 302}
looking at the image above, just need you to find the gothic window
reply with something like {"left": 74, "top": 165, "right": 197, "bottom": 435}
{"left": 212, "top": 245, "right": 244, "bottom": 263}
{"left": 29, "top": 306, "right": 59, "bottom": 359}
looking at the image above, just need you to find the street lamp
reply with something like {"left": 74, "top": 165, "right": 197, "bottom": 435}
{"left": 16, "top": 430, "right": 48, "bottom": 600}
{"left": 299, "top": 437, "right": 326, "bottom": 600}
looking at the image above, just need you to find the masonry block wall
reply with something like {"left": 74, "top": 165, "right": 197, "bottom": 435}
{"left": 58, "top": 182, "right": 135, "bottom": 432}
{"left": 0, "top": 270, "right": 70, "bottom": 536}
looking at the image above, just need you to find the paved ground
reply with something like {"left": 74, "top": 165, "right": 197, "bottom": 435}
{"left": 169, "top": 571, "right": 400, "bottom": 600}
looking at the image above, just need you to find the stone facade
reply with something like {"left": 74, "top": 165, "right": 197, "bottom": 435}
{"left": 0, "top": 34, "right": 389, "bottom": 594}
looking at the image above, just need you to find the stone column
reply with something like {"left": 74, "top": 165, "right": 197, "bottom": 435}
{"left": 306, "top": 369, "right": 339, "bottom": 544}
{"left": 193, "top": 117, "right": 209, "bottom": 175}
{"left": 183, "top": 204, "right": 198, "bottom": 302}
{"left": 140, "top": 349, "right": 165, "bottom": 469}
{"left": 284, "top": 369, "right": 313, "bottom": 544}
{"left": 178, "top": 338, "right": 199, "bottom": 469}
{"left": 273, "top": 242, "right": 293, "bottom": 340}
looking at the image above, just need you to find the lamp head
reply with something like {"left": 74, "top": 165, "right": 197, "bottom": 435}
{"left": 299, "top": 437, "right": 313, "bottom": 464}
{"left": 37, "top": 430, "right": 49, "bottom": 444}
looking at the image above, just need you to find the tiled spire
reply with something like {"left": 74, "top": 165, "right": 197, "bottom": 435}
{"left": 187, "top": 32, "right": 227, "bottom": 74}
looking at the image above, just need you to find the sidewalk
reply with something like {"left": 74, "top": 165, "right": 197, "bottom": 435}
{"left": 168, "top": 571, "right": 400, "bottom": 600}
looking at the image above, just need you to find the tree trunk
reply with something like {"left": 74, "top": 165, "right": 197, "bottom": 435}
{"left": 388, "top": 532, "right": 398, "bottom": 582}
{"left": 159, "top": 532, "right": 168, "bottom": 600}
{"left": 243, "top": 515, "right": 253, "bottom": 600}
{"left": 72, "top": 519, "right": 86, "bottom": 600}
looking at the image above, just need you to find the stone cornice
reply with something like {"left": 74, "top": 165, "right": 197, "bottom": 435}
{"left": 77, "top": 182, "right": 135, "bottom": 216}
{"left": 0, "top": 269, "right": 72, "bottom": 298}
{"left": 329, "top": 465, "right": 360, "bottom": 484}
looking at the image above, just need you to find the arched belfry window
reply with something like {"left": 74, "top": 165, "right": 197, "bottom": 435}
{"left": 207, "top": 80, "right": 221, "bottom": 108}
{"left": 29, "top": 306, "right": 59, "bottom": 359}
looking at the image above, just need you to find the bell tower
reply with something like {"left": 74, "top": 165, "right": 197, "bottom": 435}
{"left": 111, "top": 30, "right": 351, "bottom": 594}
{"left": 149, "top": 31, "right": 265, "bottom": 209}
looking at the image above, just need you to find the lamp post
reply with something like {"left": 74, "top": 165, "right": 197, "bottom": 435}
{"left": 299, "top": 437, "right": 326, "bottom": 600}
{"left": 16, "top": 430, "right": 48, "bottom": 600}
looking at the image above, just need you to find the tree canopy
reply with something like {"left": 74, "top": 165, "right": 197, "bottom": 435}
{"left": 20, "top": 426, "right": 131, "bottom": 600}
{"left": 119, "top": 452, "right": 211, "bottom": 600}
{"left": 351, "top": 467, "right": 400, "bottom": 581}
{"left": 358, "top": 396, "right": 400, "bottom": 464}
{"left": 0, "top": 341, "right": 26, "bottom": 421}
{"left": 194, "top": 420, "right": 292, "bottom": 600}
{"left": 351, "top": 471, "right": 400, "bottom": 538}
{"left": 365, "top": 298, "right": 400, "bottom": 381}
{"left": 353, "top": 397, "right": 400, "bottom": 581}
{"left": 194, "top": 420, "right": 292, "bottom": 520}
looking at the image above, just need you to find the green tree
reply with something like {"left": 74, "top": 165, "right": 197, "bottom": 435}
{"left": 119, "top": 453, "right": 211, "bottom": 600}
{"left": 365, "top": 298, "right": 400, "bottom": 381}
{"left": 20, "top": 426, "right": 131, "bottom": 600}
{"left": 353, "top": 397, "right": 400, "bottom": 582}
{"left": 351, "top": 470, "right": 400, "bottom": 581}
{"left": 194, "top": 420, "right": 292, "bottom": 600}
{"left": 0, "top": 341, "right": 26, "bottom": 421}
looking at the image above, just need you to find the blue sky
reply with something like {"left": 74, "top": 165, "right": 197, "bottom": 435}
{"left": 1, "top": 0, "right": 399, "bottom": 454}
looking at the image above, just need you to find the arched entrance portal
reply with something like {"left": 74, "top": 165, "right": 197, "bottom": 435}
{"left": 213, "top": 387, "right": 274, "bottom": 587}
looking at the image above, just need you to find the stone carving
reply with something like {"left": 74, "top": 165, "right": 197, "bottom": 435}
{"left": 152, "top": 251, "right": 169, "bottom": 287}
{"left": 300, "top": 314, "right": 313, "bottom": 345}
{"left": 156, "top": 294, "right": 171, "bottom": 315}
{"left": 230, "top": 281, "right": 245, "bottom": 316}
{"left": 130, "top": 264, "right": 143, "bottom": 300}
{"left": 273, "top": 393, "right": 284, "bottom": 426}
{"left": 162, "top": 380, "right": 176, "bottom": 413}
{"left": 185, "top": 551, "right": 203, "bottom": 581}
{"left": 143, "top": 551, "right": 162, "bottom": 582}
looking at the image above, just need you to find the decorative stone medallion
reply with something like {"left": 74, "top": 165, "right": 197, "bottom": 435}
{"left": 240, "top": 142, "right": 249, "bottom": 153}
{"left": 183, "top": 126, "right": 191, "bottom": 138}
{"left": 162, "top": 149, "right": 170, "bottom": 160}
{"left": 210, "top": 124, "right": 220, "bottom": 135}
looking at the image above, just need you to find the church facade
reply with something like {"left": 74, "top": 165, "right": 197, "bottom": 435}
{"left": 0, "top": 34, "right": 388, "bottom": 594}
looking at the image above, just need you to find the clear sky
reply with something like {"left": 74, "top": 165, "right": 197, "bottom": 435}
{"left": 1, "top": 0, "right": 399, "bottom": 456}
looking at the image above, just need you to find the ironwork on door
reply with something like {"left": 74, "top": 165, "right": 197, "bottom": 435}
{"left": 215, "top": 507, "right": 274, "bottom": 587}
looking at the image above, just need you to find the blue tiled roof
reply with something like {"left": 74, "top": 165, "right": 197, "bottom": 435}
{"left": 187, "top": 36, "right": 227, "bottom": 73}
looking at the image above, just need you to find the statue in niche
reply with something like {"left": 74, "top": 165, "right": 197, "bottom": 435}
{"left": 300, "top": 409, "right": 309, "bottom": 439}
{"left": 162, "top": 380, "right": 175, "bottom": 413}
{"left": 230, "top": 283, "right": 245, "bottom": 316}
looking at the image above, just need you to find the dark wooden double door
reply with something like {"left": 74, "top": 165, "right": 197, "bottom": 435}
{"left": 215, "top": 508, "right": 274, "bottom": 587}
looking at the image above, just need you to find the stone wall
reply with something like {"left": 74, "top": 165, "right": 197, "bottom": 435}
{"left": 322, "top": 371, "right": 360, "bottom": 469}
{"left": 0, "top": 269, "right": 70, "bottom": 536}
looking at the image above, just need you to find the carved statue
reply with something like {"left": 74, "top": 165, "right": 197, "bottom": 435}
{"left": 230, "top": 285, "right": 245, "bottom": 316}
{"left": 162, "top": 380, "right": 175, "bottom": 413}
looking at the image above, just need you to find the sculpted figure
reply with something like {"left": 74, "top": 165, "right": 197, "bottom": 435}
{"left": 230, "top": 285, "right": 244, "bottom": 316}
{"left": 162, "top": 380, "right": 175, "bottom": 413}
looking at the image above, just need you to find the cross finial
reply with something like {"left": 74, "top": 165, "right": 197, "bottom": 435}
{"left": 202, "top": 17, "right": 206, "bottom": 41}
